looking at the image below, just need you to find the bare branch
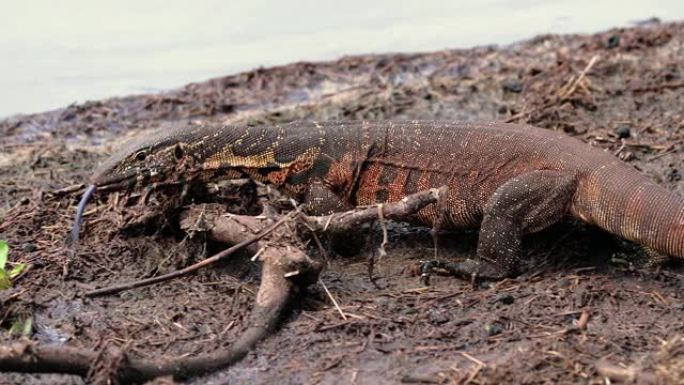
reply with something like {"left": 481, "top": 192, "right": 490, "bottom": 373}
{"left": 303, "top": 186, "right": 446, "bottom": 232}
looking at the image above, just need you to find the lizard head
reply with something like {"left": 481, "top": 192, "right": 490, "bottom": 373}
{"left": 89, "top": 131, "right": 193, "bottom": 191}
{"left": 71, "top": 122, "right": 206, "bottom": 243}
{"left": 71, "top": 120, "right": 329, "bottom": 242}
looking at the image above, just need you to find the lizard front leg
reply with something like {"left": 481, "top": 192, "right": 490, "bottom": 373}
{"left": 302, "top": 181, "right": 368, "bottom": 256}
{"left": 423, "top": 170, "right": 577, "bottom": 282}
{"left": 303, "top": 181, "right": 352, "bottom": 215}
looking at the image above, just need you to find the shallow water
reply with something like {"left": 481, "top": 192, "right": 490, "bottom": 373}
{"left": 1, "top": 0, "right": 683, "bottom": 118}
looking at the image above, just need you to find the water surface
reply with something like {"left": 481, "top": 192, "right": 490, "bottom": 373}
{"left": 1, "top": 0, "right": 683, "bottom": 117}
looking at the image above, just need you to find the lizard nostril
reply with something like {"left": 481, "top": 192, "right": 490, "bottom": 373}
{"left": 174, "top": 144, "right": 184, "bottom": 159}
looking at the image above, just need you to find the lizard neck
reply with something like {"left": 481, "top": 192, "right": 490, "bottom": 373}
{"left": 199, "top": 121, "right": 381, "bottom": 204}
{"left": 277, "top": 121, "right": 382, "bottom": 204}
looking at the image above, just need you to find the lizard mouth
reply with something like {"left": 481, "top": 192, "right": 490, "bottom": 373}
{"left": 71, "top": 165, "right": 206, "bottom": 243}
{"left": 70, "top": 171, "right": 141, "bottom": 244}
{"left": 71, "top": 174, "right": 146, "bottom": 244}
{"left": 71, "top": 169, "right": 178, "bottom": 243}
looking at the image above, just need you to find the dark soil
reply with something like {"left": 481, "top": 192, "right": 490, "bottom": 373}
{"left": 2, "top": 20, "right": 684, "bottom": 385}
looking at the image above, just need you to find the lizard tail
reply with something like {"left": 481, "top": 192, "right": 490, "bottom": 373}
{"left": 572, "top": 162, "right": 684, "bottom": 258}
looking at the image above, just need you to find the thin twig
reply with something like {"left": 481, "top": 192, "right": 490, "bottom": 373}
{"left": 630, "top": 80, "right": 684, "bottom": 93}
{"left": 464, "top": 363, "right": 484, "bottom": 385}
{"left": 560, "top": 55, "right": 599, "bottom": 100}
{"left": 367, "top": 203, "right": 390, "bottom": 286}
{"left": 376, "top": 203, "right": 388, "bottom": 261}
{"left": 576, "top": 309, "right": 591, "bottom": 330}
{"left": 648, "top": 146, "right": 677, "bottom": 161}
{"left": 459, "top": 351, "right": 486, "bottom": 367}
{"left": 296, "top": 212, "right": 330, "bottom": 264}
{"left": 323, "top": 214, "right": 334, "bottom": 232}
{"left": 613, "top": 139, "right": 627, "bottom": 156}
{"left": 506, "top": 55, "right": 599, "bottom": 123}
{"left": 49, "top": 183, "right": 85, "bottom": 197}
{"left": 250, "top": 247, "right": 266, "bottom": 262}
{"left": 85, "top": 211, "right": 296, "bottom": 297}
{"left": 319, "top": 279, "right": 347, "bottom": 321}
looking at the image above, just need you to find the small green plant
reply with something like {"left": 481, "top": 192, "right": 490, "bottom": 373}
{"left": 8, "top": 316, "right": 32, "bottom": 337}
{"left": 0, "top": 240, "right": 27, "bottom": 290}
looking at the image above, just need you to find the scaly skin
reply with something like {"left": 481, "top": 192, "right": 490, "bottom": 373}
{"left": 75, "top": 120, "right": 684, "bottom": 279}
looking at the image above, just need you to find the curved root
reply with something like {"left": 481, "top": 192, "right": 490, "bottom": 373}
{"left": 0, "top": 251, "right": 301, "bottom": 384}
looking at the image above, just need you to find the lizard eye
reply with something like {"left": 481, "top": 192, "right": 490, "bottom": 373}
{"left": 174, "top": 144, "right": 184, "bottom": 159}
{"left": 135, "top": 151, "right": 147, "bottom": 161}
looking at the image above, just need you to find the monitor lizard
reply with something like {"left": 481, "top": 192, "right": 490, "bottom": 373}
{"left": 72, "top": 120, "right": 684, "bottom": 280}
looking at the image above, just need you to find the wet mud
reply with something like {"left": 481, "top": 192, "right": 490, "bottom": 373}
{"left": 1, "top": 20, "right": 684, "bottom": 384}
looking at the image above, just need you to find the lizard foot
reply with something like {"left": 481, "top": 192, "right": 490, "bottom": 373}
{"left": 642, "top": 246, "right": 673, "bottom": 268}
{"left": 419, "top": 258, "right": 507, "bottom": 286}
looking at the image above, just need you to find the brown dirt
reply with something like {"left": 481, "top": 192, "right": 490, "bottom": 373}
{"left": 2, "top": 19, "right": 684, "bottom": 385}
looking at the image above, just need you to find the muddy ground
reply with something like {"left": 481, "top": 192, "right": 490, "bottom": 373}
{"left": 2, "top": 20, "right": 684, "bottom": 385}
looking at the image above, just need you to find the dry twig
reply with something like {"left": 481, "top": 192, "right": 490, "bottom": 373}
{"left": 85, "top": 210, "right": 297, "bottom": 297}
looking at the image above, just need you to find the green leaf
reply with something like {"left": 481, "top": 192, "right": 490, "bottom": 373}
{"left": 9, "top": 263, "right": 27, "bottom": 279}
{"left": 0, "top": 270, "right": 11, "bottom": 290}
{"left": 0, "top": 240, "right": 8, "bottom": 270}
{"left": 8, "top": 320, "right": 21, "bottom": 335}
{"left": 22, "top": 317, "right": 33, "bottom": 337}
{"left": 9, "top": 317, "right": 33, "bottom": 337}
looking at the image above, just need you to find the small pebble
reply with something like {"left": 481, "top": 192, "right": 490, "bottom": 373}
{"left": 484, "top": 323, "right": 503, "bottom": 336}
{"left": 494, "top": 293, "right": 515, "bottom": 305}
{"left": 667, "top": 166, "right": 681, "bottom": 182}
{"left": 375, "top": 297, "right": 389, "bottom": 307}
{"left": 428, "top": 309, "right": 449, "bottom": 325}
{"left": 615, "top": 126, "right": 631, "bottom": 139}
{"left": 22, "top": 243, "right": 37, "bottom": 252}
{"left": 606, "top": 35, "right": 620, "bottom": 49}
{"left": 502, "top": 79, "right": 523, "bottom": 93}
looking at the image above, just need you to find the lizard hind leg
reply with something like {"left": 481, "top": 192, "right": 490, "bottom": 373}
{"left": 439, "top": 170, "right": 577, "bottom": 281}
{"left": 642, "top": 246, "right": 674, "bottom": 268}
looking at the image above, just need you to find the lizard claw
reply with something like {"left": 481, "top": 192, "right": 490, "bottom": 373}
{"left": 418, "top": 258, "right": 499, "bottom": 286}
{"left": 419, "top": 259, "right": 451, "bottom": 286}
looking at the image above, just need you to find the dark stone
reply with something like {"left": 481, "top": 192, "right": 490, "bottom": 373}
{"left": 667, "top": 165, "right": 681, "bottom": 182}
{"left": 502, "top": 79, "right": 523, "bottom": 93}
{"left": 484, "top": 322, "right": 503, "bottom": 336}
{"left": 494, "top": 293, "right": 515, "bottom": 305}
{"left": 427, "top": 309, "right": 449, "bottom": 325}
{"left": 219, "top": 104, "right": 235, "bottom": 113}
{"left": 607, "top": 35, "right": 620, "bottom": 49}
{"left": 615, "top": 126, "right": 631, "bottom": 139}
